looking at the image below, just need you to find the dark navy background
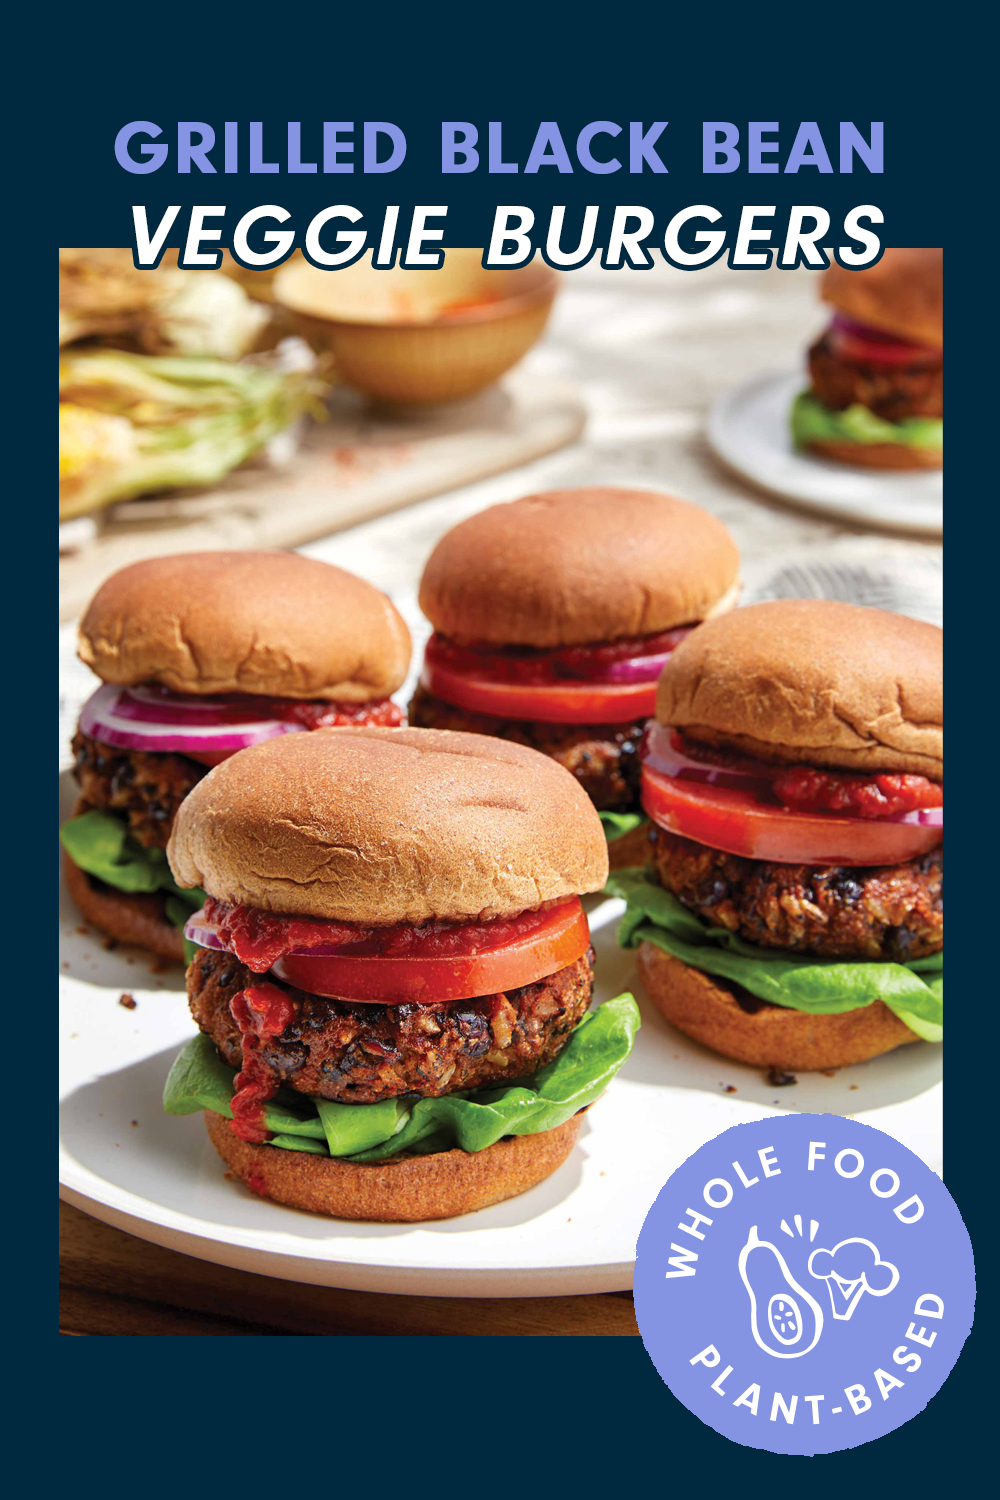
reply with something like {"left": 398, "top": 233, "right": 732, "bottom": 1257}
{"left": 47, "top": 21, "right": 947, "bottom": 252}
{"left": 37, "top": 6, "right": 984, "bottom": 1488}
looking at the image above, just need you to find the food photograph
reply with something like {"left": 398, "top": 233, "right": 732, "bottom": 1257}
{"left": 58, "top": 248, "right": 944, "bottom": 1337}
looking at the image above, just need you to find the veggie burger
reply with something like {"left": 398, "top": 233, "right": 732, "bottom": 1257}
{"left": 163, "top": 728, "right": 639, "bottom": 1220}
{"left": 792, "top": 248, "right": 943, "bottom": 470}
{"left": 410, "top": 487, "right": 740, "bottom": 869}
{"left": 61, "top": 551, "right": 410, "bottom": 961}
{"left": 609, "top": 600, "right": 942, "bottom": 1071}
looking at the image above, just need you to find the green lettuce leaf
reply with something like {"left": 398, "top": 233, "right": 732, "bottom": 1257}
{"left": 315, "top": 1097, "right": 411, "bottom": 1157}
{"left": 605, "top": 869, "right": 942, "bottom": 1043}
{"left": 352, "top": 992, "right": 641, "bottom": 1160}
{"left": 163, "top": 993, "right": 641, "bottom": 1161}
{"left": 598, "top": 810, "right": 648, "bottom": 843}
{"left": 791, "top": 391, "right": 942, "bottom": 452}
{"left": 60, "top": 807, "right": 204, "bottom": 930}
{"left": 268, "top": 1134, "right": 329, "bottom": 1154}
{"left": 163, "top": 1033, "right": 327, "bottom": 1139}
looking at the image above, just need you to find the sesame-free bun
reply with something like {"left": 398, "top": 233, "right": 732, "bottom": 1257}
{"left": 78, "top": 551, "right": 411, "bottom": 702}
{"left": 806, "top": 439, "right": 942, "bottom": 472}
{"left": 168, "top": 726, "right": 609, "bottom": 923}
{"left": 638, "top": 943, "right": 918, "bottom": 1071}
{"left": 205, "top": 1108, "right": 582, "bottom": 1221}
{"left": 63, "top": 849, "right": 184, "bottom": 962}
{"left": 418, "top": 488, "right": 740, "bottom": 647}
{"left": 821, "top": 249, "right": 943, "bottom": 350}
{"left": 655, "top": 599, "right": 942, "bottom": 778}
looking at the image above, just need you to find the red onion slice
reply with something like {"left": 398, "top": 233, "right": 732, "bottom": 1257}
{"left": 643, "top": 722, "right": 777, "bottom": 795}
{"left": 592, "top": 627, "right": 691, "bottom": 684}
{"left": 184, "top": 912, "right": 229, "bottom": 951}
{"left": 112, "top": 684, "right": 263, "bottom": 724}
{"left": 80, "top": 683, "right": 305, "bottom": 756}
{"left": 830, "top": 312, "right": 912, "bottom": 346}
{"left": 890, "top": 806, "right": 943, "bottom": 828}
{"left": 600, "top": 652, "right": 671, "bottom": 684}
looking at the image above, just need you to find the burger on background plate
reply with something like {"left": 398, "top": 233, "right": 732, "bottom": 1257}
{"left": 792, "top": 248, "right": 943, "bottom": 470}
{"left": 409, "top": 487, "right": 740, "bottom": 869}
{"left": 60, "top": 551, "right": 410, "bottom": 962}
{"left": 607, "top": 600, "right": 942, "bottom": 1071}
{"left": 163, "top": 728, "right": 639, "bottom": 1221}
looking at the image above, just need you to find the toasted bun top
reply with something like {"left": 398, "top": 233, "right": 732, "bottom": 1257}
{"left": 78, "top": 551, "right": 411, "bottom": 701}
{"left": 168, "top": 727, "right": 609, "bottom": 923}
{"left": 418, "top": 488, "right": 740, "bottom": 647}
{"left": 821, "top": 249, "right": 943, "bottom": 350}
{"left": 655, "top": 599, "right": 942, "bottom": 778}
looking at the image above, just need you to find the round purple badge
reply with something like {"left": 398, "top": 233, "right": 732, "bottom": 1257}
{"left": 634, "top": 1115, "right": 974, "bottom": 1455}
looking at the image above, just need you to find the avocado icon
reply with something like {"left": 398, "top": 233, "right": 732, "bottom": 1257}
{"left": 738, "top": 1226, "right": 824, "bottom": 1359}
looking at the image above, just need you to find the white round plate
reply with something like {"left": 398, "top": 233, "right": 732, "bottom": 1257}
{"left": 59, "top": 777, "right": 942, "bottom": 1297}
{"left": 707, "top": 372, "right": 942, "bottom": 537}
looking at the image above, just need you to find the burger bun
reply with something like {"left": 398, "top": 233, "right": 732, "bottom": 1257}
{"left": 418, "top": 487, "right": 740, "bottom": 648}
{"left": 821, "top": 249, "right": 943, "bottom": 349}
{"left": 78, "top": 551, "right": 411, "bottom": 702}
{"left": 205, "top": 1108, "right": 583, "bottom": 1221}
{"left": 655, "top": 599, "right": 942, "bottom": 778}
{"left": 169, "top": 726, "right": 610, "bottom": 924}
{"left": 638, "top": 943, "right": 919, "bottom": 1071}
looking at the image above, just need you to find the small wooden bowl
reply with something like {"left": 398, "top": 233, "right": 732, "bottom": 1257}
{"left": 273, "top": 250, "right": 558, "bottom": 406}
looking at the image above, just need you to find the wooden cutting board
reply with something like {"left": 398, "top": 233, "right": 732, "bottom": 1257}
{"left": 58, "top": 370, "right": 585, "bottom": 621}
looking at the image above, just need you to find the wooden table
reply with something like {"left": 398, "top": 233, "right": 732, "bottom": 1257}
{"left": 59, "top": 1202, "right": 638, "bottom": 1336}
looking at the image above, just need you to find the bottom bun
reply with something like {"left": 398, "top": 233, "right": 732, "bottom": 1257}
{"left": 638, "top": 942, "right": 919, "bottom": 1071}
{"left": 205, "top": 1108, "right": 583, "bottom": 1221}
{"left": 606, "top": 822, "right": 652, "bottom": 871}
{"left": 63, "top": 851, "right": 185, "bottom": 963}
{"left": 806, "top": 438, "right": 942, "bottom": 471}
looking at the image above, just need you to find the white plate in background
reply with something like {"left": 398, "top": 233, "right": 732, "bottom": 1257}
{"left": 59, "top": 768, "right": 942, "bottom": 1297}
{"left": 708, "top": 372, "right": 942, "bottom": 537}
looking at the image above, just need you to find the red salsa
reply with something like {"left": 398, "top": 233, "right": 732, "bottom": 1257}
{"left": 134, "top": 683, "right": 404, "bottom": 730}
{"left": 203, "top": 896, "right": 573, "bottom": 973}
{"left": 671, "top": 734, "right": 942, "bottom": 821}
{"left": 267, "top": 697, "right": 404, "bottom": 730}
{"left": 229, "top": 983, "right": 297, "bottom": 1143}
{"left": 425, "top": 626, "right": 691, "bottom": 686}
{"left": 771, "top": 766, "right": 943, "bottom": 820}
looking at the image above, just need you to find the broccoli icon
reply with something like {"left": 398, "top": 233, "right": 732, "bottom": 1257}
{"left": 807, "top": 1238, "right": 899, "bottom": 1321}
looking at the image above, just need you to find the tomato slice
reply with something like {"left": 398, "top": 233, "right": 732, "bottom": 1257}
{"left": 270, "top": 898, "right": 591, "bottom": 1003}
{"left": 641, "top": 764, "right": 941, "bottom": 867}
{"left": 421, "top": 661, "right": 657, "bottom": 725}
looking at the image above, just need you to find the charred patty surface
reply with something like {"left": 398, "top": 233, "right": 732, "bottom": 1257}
{"left": 408, "top": 684, "right": 644, "bottom": 811}
{"left": 188, "top": 945, "right": 595, "bottom": 1104}
{"left": 808, "top": 332, "right": 943, "bottom": 423}
{"left": 650, "top": 827, "right": 943, "bottom": 961}
{"left": 72, "top": 729, "right": 207, "bottom": 849}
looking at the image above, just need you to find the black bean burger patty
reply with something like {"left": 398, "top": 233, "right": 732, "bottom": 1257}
{"left": 408, "top": 684, "right": 644, "bottom": 811}
{"left": 650, "top": 827, "right": 943, "bottom": 962}
{"left": 188, "top": 944, "right": 596, "bottom": 1104}
{"left": 72, "top": 729, "right": 208, "bottom": 850}
{"left": 808, "top": 333, "right": 942, "bottom": 423}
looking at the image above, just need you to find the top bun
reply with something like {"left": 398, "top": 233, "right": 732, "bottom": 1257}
{"left": 418, "top": 488, "right": 740, "bottom": 648}
{"left": 78, "top": 551, "right": 411, "bottom": 702}
{"left": 821, "top": 249, "right": 943, "bottom": 350}
{"left": 168, "top": 726, "right": 609, "bottom": 924}
{"left": 656, "top": 600, "right": 942, "bottom": 778}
